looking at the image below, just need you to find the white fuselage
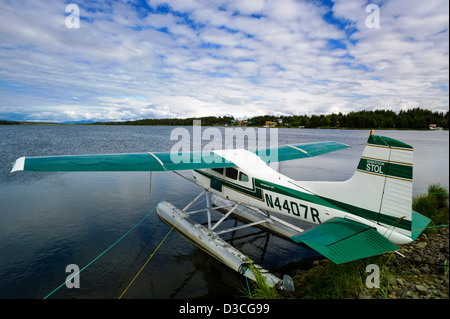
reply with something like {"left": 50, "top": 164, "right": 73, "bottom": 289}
{"left": 191, "top": 149, "right": 412, "bottom": 246}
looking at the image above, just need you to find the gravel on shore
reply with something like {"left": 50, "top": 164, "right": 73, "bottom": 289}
{"left": 359, "top": 227, "right": 449, "bottom": 299}
{"left": 289, "top": 227, "right": 449, "bottom": 299}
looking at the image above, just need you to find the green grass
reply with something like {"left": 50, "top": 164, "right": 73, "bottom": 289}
{"left": 243, "top": 262, "right": 282, "bottom": 299}
{"left": 242, "top": 254, "right": 399, "bottom": 299}
{"left": 292, "top": 254, "right": 396, "bottom": 299}
{"left": 413, "top": 183, "right": 449, "bottom": 234}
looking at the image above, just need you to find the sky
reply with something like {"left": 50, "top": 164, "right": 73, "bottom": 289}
{"left": 0, "top": 0, "right": 448, "bottom": 122}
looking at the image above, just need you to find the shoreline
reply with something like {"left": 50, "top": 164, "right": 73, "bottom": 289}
{"left": 1, "top": 122, "right": 448, "bottom": 131}
{"left": 286, "top": 227, "right": 449, "bottom": 299}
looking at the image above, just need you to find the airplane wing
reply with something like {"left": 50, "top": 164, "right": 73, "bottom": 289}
{"left": 11, "top": 152, "right": 236, "bottom": 172}
{"left": 254, "top": 141, "right": 349, "bottom": 163}
{"left": 291, "top": 217, "right": 399, "bottom": 264}
{"left": 11, "top": 141, "right": 349, "bottom": 173}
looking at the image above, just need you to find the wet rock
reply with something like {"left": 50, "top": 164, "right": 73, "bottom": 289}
{"left": 415, "top": 284, "right": 428, "bottom": 295}
{"left": 411, "top": 268, "right": 421, "bottom": 275}
{"left": 358, "top": 289, "right": 371, "bottom": 299}
{"left": 416, "top": 242, "right": 427, "bottom": 249}
{"left": 388, "top": 277, "right": 398, "bottom": 285}
{"left": 420, "top": 265, "right": 431, "bottom": 274}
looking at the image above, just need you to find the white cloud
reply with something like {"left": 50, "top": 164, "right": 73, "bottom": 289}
{"left": 0, "top": 0, "right": 448, "bottom": 122}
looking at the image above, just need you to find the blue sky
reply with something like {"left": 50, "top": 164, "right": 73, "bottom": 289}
{"left": 0, "top": 0, "right": 448, "bottom": 122}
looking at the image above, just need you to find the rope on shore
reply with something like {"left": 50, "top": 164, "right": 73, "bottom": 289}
{"left": 43, "top": 201, "right": 161, "bottom": 299}
{"left": 425, "top": 224, "right": 449, "bottom": 229}
{"left": 412, "top": 224, "right": 449, "bottom": 233}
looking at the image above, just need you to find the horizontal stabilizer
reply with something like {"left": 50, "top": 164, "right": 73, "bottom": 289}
{"left": 410, "top": 210, "right": 431, "bottom": 241}
{"left": 291, "top": 218, "right": 399, "bottom": 264}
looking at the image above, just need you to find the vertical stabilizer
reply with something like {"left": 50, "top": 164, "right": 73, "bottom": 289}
{"left": 299, "top": 132, "right": 413, "bottom": 237}
{"left": 366, "top": 134, "right": 413, "bottom": 235}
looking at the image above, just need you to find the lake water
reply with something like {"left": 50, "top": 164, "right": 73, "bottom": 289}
{"left": 0, "top": 125, "right": 448, "bottom": 298}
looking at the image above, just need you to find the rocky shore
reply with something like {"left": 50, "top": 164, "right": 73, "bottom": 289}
{"left": 359, "top": 227, "right": 449, "bottom": 299}
{"left": 290, "top": 227, "right": 448, "bottom": 299}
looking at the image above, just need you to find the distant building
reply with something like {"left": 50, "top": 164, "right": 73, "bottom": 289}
{"left": 429, "top": 124, "right": 443, "bottom": 130}
{"left": 264, "top": 121, "right": 277, "bottom": 128}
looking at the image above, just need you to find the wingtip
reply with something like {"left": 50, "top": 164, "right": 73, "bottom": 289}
{"left": 11, "top": 157, "right": 25, "bottom": 173}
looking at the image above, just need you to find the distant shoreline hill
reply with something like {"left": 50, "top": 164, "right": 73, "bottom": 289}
{"left": 96, "top": 108, "right": 449, "bottom": 130}
{"left": 1, "top": 108, "right": 449, "bottom": 130}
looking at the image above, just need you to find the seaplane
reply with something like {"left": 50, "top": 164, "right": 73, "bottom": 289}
{"left": 11, "top": 130, "right": 431, "bottom": 291}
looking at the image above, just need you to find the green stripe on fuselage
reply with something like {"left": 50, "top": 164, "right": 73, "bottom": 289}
{"left": 195, "top": 170, "right": 263, "bottom": 200}
{"left": 196, "top": 170, "right": 411, "bottom": 231}
{"left": 254, "top": 179, "right": 347, "bottom": 212}
{"left": 258, "top": 179, "right": 412, "bottom": 231}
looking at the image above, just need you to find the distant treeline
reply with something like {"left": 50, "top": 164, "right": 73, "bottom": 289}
{"left": 93, "top": 108, "right": 449, "bottom": 129}
{"left": 251, "top": 108, "right": 449, "bottom": 129}
{"left": 0, "top": 119, "right": 21, "bottom": 125}
{"left": 93, "top": 115, "right": 235, "bottom": 127}
{"left": 2, "top": 108, "right": 448, "bottom": 129}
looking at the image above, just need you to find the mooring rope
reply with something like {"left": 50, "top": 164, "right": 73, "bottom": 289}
{"left": 412, "top": 224, "right": 450, "bottom": 233}
{"left": 118, "top": 217, "right": 180, "bottom": 299}
{"left": 243, "top": 266, "right": 252, "bottom": 298}
{"left": 118, "top": 201, "right": 193, "bottom": 299}
{"left": 43, "top": 201, "right": 162, "bottom": 299}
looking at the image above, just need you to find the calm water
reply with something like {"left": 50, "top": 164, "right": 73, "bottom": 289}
{"left": 0, "top": 126, "right": 448, "bottom": 298}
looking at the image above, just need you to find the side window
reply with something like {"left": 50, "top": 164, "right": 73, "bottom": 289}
{"left": 239, "top": 172, "right": 249, "bottom": 182}
{"left": 212, "top": 168, "right": 224, "bottom": 175}
{"left": 225, "top": 167, "right": 238, "bottom": 180}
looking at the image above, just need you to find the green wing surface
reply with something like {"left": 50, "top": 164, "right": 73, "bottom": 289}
{"left": 11, "top": 152, "right": 236, "bottom": 172}
{"left": 254, "top": 141, "right": 349, "bottom": 163}
{"left": 11, "top": 141, "right": 349, "bottom": 172}
{"left": 291, "top": 218, "right": 399, "bottom": 264}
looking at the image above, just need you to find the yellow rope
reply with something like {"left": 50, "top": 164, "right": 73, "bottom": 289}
{"left": 118, "top": 209, "right": 186, "bottom": 299}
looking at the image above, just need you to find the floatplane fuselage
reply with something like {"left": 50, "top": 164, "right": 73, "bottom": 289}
{"left": 192, "top": 147, "right": 413, "bottom": 247}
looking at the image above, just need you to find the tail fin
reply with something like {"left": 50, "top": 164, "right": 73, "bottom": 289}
{"left": 300, "top": 131, "right": 414, "bottom": 237}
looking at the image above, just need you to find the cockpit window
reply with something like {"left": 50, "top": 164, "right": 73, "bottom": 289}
{"left": 239, "top": 172, "right": 249, "bottom": 182}
{"left": 212, "top": 168, "right": 224, "bottom": 175}
{"left": 225, "top": 167, "right": 238, "bottom": 180}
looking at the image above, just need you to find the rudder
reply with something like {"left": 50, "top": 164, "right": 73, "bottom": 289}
{"left": 298, "top": 131, "right": 413, "bottom": 237}
{"left": 359, "top": 133, "right": 413, "bottom": 235}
